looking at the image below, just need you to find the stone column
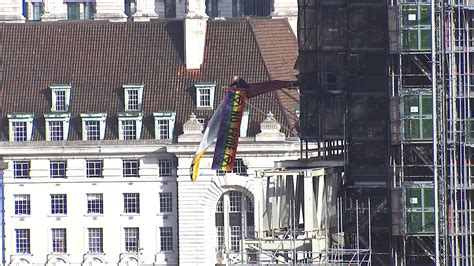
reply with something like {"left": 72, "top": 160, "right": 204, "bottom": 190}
{"left": 42, "top": 0, "right": 67, "bottom": 21}
{"left": 272, "top": 0, "right": 298, "bottom": 37}
{"left": 94, "top": 0, "right": 128, "bottom": 22}
{"left": 0, "top": 0, "right": 25, "bottom": 23}
{"left": 133, "top": 0, "right": 158, "bottom": 21}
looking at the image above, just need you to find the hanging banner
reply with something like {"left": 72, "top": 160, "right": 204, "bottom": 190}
{"left": 211, "top": 89, "right": 247, "bottom": 171}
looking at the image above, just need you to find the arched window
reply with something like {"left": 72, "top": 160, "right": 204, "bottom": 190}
{"left": 215, "top": 191, "right": 254, "bottom": 255}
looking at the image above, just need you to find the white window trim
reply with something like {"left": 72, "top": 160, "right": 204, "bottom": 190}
{"left": 118, "top": 112, "right": 143, "bottom": 140}
{"left": 80, "top": 113, "right": 107, "bottom": 141}
{"left": 195, "top": 83, "right": 215, "bottom": 109}
{"left": 50, "top": 85, "right": 71, "bottom": 112}
{"left": 153, "top": 112, "right": 176, "bottom": 140}
{"left": 7, "top": 113, "right": 34, "bottom": 142}
{"left": 123, "top": 84, "right": 144, "bottom": 112}
{"left": 44, "top": 113, "right": 71, "bottom": 141}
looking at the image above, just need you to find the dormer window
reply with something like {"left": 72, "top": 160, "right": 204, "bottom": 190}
{"left": 44, "top": 113, "right": 71, "bottom": 141}
{"left": 81, "top": 113, "right": 107, "bottom": 141}
{"left": 123, "top": 84, "right": 144, "bottom": 112}
{"left": 51, "top": 85, "right": 71, "bottom": 112}
{"left": 195, "top": 83, "right": 215, "bottom": 109}
{"left": 7, "top": 113, "right": 34, "bottom": 142}
{"left": 118, "top": 112, "right": 143, "bottom": 140}
{"left": 154, "top": 112, "right": 176, "bottom": 140}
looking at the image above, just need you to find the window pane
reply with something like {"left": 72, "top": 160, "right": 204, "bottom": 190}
{"left": 52, "top": 228, "right": 67, "bottom": 253}
{"left": 159, "top": 192, "right": 172, "bottom": 213}
{"left": 86, "top": 160, "right": 103, "bottom": 178}
{"left": 123, "top": 160, "right": 139, "bottom": 177}
{"left": 55, "top": 90, "right": 66, "bottom": 112}
{"left": 16, "top": 229, "right": 30, "bottom": 254}
{"left": 51, "top": 194, "right": 67, "bottom": 215}
{"left": 88, "top": 228, "right": 103, "bottom": 253}
{"left": 158, "top": 159, "right": 172, "bottom": 177}
{"left": 122, "top": 120, "right": 137, "bottom": 140}
{"left": 160, "top": 227, "right": 173, "bottom": 251}
{"left": 85, "top": 120, "right": 100, "bottom": 140}
{"left": 123, "top": 193, "right": 140, "bottom": 214}
{"left": 127, "top": 89, "right": 139, "bottom": 111}
{"left": 49, "top": 120, "right": 64, "bottom": 141}
{"left": 67, "top": 3, "right": 80, "bottom": 20}
{"left": 124, "top": 227, "right": 139, "bottom": 252}
{"left": 87, "top": 193, "right": 104, "bottom": 214}
{"left": 157, "top": 119, "right": 170, "bottom": 139}
{"left": 14, "top": 194, "right": 31, "bottom": 215}
{"left": 12, "top": 121, "right": 27, "bottom": 141}
{"left": 50, "top": 161, "right": 66, "bottom": 178}
{"left": 13, "top": 161, "right": 30, "bottom": 178}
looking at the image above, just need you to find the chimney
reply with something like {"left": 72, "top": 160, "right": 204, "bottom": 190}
{"left": 184, "top": 0, "right": 208, "bottom": 69}
{"left": 272, "top": 0, "right": 298, "bottom": 36}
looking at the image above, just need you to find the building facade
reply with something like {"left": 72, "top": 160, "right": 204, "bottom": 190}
{"left": 0, "top": 11, "right": 300, "bottom": 265}
{"left": 0, "top": 0, "right": 297, "bottom": 34}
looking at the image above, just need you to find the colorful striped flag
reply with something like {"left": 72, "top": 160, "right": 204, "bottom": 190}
{"left": 212, "top": 89, "right": 247, "bottom": 171}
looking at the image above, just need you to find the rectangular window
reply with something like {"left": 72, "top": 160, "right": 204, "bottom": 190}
{"left": 230, "top": 226, "right": 241, "bottom": 251}
{"left": 85, "top": 120, "right": 100, "bottom": 141}
{"left": 86, "top": 160, "right": 103, "bottom": 178}
{"left": 55, "top": 90, "right": 66, "bottom": 112}
{"left": 164, "top": 0, "right": 176, "bottom": 18}
{"left": 216, "top": 226, "right": 224, "bottom": 251}
{"left": 127, "top": 89, "right": 139, "bottom": 111}
{"left": 88, "top": 228, "right": 103, "bottom": 253}
{"left": 83, "top": 2, "right": 94, "bottom": 19}
{"left": 229, "top": 191, "right": 242, "bottom": 212}
{"left": 49, "top": 120, "right": 64, "bottom": 141}
{"left": 67, "top": 3, "right": 80, "bottom": 20}
{"left": 50, "top": 161, "right": 66, "bottom": 178}
{"left": 14, "top": 195, "right": 31, "bottom": 215}
{"left": 52, "top": 228, "right": 67, "bottom": 253}
{"left": 12, "top": 121, "right": 27, "bottom": 142}
{"left": 156, "top": 119, "right": 170, "bottom": 139}
{"left": 217, "top": 159, "right": 248, "bottom": 176}
{"left": 123, "top": 193, "right": 140, "bottom": 214}
{"left": 13, "top": 161, "right": 29, "bottom": 179}
{"left": 122, "top": 120, "right": 137, "bottom": 140}
{"left": 124, "top": 227, "right": 139, "bottom": 252}
{"left": 87, "top": 193, "right": 103, "bottom": 214}
{"left": 15, "top": 229, "right": 30, "bottom": 254}
{"left": 160, "top": 227, "right": 173, "bottom": 251}
{"left": 51, "top": 194, "right": 67, "bottom": 215}
{"left": 198, "top": 88, "right": 211, "bottom": 107}
{"left": 32, "top": 2, "right": 42, "bottom": 21}
{"left": 159, "top": 192, "right": 172, "bottom": 213}
{"left": 158, "top": 159, "right": 172, "bottom": 177}
{"left": 123, "top": 160, "right": 139, "bottom": 178}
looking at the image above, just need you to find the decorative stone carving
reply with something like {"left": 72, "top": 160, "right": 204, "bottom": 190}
{"left": 256, "top": 112, "right": 285, "bottom": 141}
{"left": 178, "top": 113, "right": 204, "bottom": 142}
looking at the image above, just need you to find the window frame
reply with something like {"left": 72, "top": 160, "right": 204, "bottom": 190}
{"left": 87, "top": 193, "right": 104, "bottom": 215}
{"left": 159, "top": 192, "right": 173, "bottom": 213}
{"left": 87, "top": 228, "right": 103, "bottom": 253}
{"left": 118, "top": 113, "right": 143, "bottom": 141}
{"left": 14, "top": 194, "right": 31, "bottom": 216}
{"left": 123, "top": 84, "right": 144, "bottom": 112}
{"left": 50, "top": 160, "right": 67, "bottom": 179}
{"left": 123, "top": 193, "right": 140, "bottom": 214}
{"left": 154, "top": 112, "right": 176, "bottom": 140}
{"left": 124, "top": 227, "right": 139, "bottom": 252}
{"left": 86, "top": 160, "right": 103, "bottom": 178}
{"left": 159, "top": 227, "right": 173, "bottom": 252}
{"left": 52, "top": 228, "right": 67, "bottom": 254}
{"left": 158, "top": 159, "right": 173, "bottom": 177}
{"left": 195, "top": 83, "right": 215, "bottom": 109}
{"left": 123, "top": 160, "right": 139, "bottom": 178}
{"left": 80, "top": 113, "right": 107, "bottom": 141}
{"left": 50, "top": 85, "right": 71, "bottom": 112}
{"left": 51, "top": 194, "right": 67, "bottom": 215}
{"left": 44, "top": 113, "right": 71, "bottom": 141}
{"left": 7, "top": 114, "right": 34, "bottom": 142}
{"left": 15, "top": 229, "right": 31, "bottom": 254}
{"left": 13, "top": 161, "right": 30, "bottom": 179}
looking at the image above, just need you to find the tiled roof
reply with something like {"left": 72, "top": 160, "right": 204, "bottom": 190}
{"left": 0, "top": 18, "right": 299, "bottom": 141}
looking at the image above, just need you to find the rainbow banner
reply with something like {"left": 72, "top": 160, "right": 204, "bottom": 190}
{"left": 211, "top": 89, "right": 247, "bottom": 171}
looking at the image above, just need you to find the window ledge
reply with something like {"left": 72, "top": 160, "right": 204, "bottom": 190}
{"left": 48, "top": 214, "right": 67, "bottom": 217}
{"left": 121, "top": 213, "right": 140, "bottom": 216}
{"left": 84, "top": 213, "right": 104, "bottom": 217}
{"left": 12, "top": 215, "right": 30, "bottom": 218}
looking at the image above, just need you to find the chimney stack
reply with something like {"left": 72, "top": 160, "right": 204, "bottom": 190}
{"left": 184, "top": 0, "right": 208, "bottom": 69}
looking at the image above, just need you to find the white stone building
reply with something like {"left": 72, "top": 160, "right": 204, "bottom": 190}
{"left": 0, "top": 7, "right": 301, "bottom": 264}
{"left": 0, "top": 0, "right": 297, "bottom": 34}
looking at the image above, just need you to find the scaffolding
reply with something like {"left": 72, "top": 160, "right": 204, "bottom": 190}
{"left": 389, "top": 0, "right": 474, "bottom": 264}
